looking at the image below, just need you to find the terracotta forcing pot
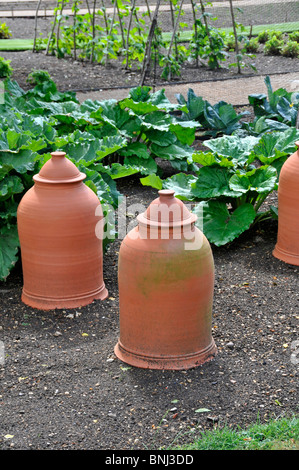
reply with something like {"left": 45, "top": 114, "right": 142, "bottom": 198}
{"left": 17, "top": 151, "right": 108, "bottom": 310}
{"left": 114, "top": 189, "right": 217, "bottom": 370}
{"left": 273, "top": 141, "right": 299, "bottom": 266}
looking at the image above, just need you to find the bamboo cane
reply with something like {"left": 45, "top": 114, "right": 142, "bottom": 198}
{"left": 101, "top": 0, "right": 109, "bottom": 34}
{"left": 56, "top": 0, "right": 67, "bottom": 56}
{"left": 90, "top": 0, "right": 97, "bottom": 62}
{"left": 166, "top": 0, "right": 184, "bottom": 80}
{"left": 73, "top": 0, "right": 78, "bottom": 60}
{"left": 105, "top": 0, "right": 117, "bottom": 66}
{"left": 144, "top": 0, "right": 151, "bottom": 20}
{"left": 115, "top": 0, "right": 125, "bottom": 49}
{"left": 190, "top": 0, "right": 199, "bottom": 67}
{"left": 125, "top": 0, "right": 136, "bottom": 69}
{"left": 33, "top": 0, "right": 42, "bottom": 53}
{"left": 228, "top": 0, "right": 241, "bottom": 73}
{"left": 139, "top": 0, "right": 161, "bottom": 86}
{"left": 45, "top": 0, "right": 59, "bottom": 55}
{"left": 199, "top": 0, "right": 215, "bottom": 65}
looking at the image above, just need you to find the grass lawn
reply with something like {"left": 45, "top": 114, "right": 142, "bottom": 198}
{"left": 163, "top": 21, "right": 299, "bottom": 42}
{"left": 0, "top": 39, "right": 38, "bottom": 51}
{"left": 173, "top": 415, "right": 299, "bottom": 450}
{"left": 1, "top": 21, "right": 299, "bottom": 51}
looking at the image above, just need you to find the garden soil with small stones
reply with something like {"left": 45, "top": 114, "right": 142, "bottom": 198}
{"left": 1, "top": 17, "right": 299, "bottom": 94}
{"left": 0, "top": 17, "right": 298, "bottom": 451}
{"left": 0, "top": 175, "right": 298, "bottom": 451}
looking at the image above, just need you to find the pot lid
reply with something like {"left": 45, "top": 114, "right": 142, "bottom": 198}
{"left": 33, "top": 151, "right": 86, "bottom": 184}
{"left": 137, "top": 189, "right": 197, "bottom": 229}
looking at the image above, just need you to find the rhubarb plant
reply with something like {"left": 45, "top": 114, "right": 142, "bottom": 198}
{"left": 142, "top": 128, "right": 299, "bottom": 246}
{"left": 0, "top": 78, "right": 197, "bottom": 280}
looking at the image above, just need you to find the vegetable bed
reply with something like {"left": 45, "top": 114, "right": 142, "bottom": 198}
{"left": 0, "top": 16, "right": 298, "bottom": 451}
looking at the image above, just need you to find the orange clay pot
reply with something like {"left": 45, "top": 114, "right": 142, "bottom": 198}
{"left": 17, "top": 151, "right": 108, "bottom": 310}
{"left": 114, "top": 189, "right": 217, "bottom": 370}
{"left": 273, "top": 141, "right": 299, "bottom": 266}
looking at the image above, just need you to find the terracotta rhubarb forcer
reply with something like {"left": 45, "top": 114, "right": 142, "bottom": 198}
{"left": 273, "top": 141, "right": 299, "bottom": 266}
{"left": 114, "top": 189, "right": 217, "bottom": 370}
{"left": 17, "top": 151, "right": 108, "bottom": 310}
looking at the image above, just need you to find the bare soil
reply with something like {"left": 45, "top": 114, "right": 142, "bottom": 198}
{"left": 0, "top": 176, "right": 298, "bottom": 451}
{"left": 0, "top": 16, "right": 298, "bottom": 452}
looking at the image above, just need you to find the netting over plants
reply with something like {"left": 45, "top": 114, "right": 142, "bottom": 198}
{"left": 157, "top": 0, "right": 299, "bottom": 29}
{"left": 23, "top": 1, "right": 299, "bottom": 82}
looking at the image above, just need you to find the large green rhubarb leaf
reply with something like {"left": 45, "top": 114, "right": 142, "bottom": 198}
{"left": 203, "top": 135, "right": 259, "bottom": 164}
{"left": 162, "top": 173, "right": 197, "bottom": 201}
{"left": 151, "top": 141, "right": 194, "bottom": 164}
{"left": 192, "top": 151, "right": 234, "bottom": 168}
{"left": 252, "top": 128, "right": 299, "bottom": 164}
{"left": 83, "top": 168, "right": 121, "bottom": 209}
{"left": 144, "top": 130, "right": 177, "bottom": 147}
{"left": 0, "top": 224, "right": 19, "bottom": 280}
{"left": 229, "top": 166, "right": 278, "bottom": 194}
{"left": 120, "top": 87, "right": 182, "bottom": 114}
{"left": 140, "top": 174, "right": 163, "bottom": 190}
{"left": 63, "top": 135, "right": 127, "bottom": 165}
{"left": 0, "top": 175, "right": 24, "bottom": 200}
{"left": 191, "top": 167, "right": 242, "bottom": 199}
{"left": 123, "top": 156, "right": 157, "bottom": 175}
{"left": 193, "top": 200, "right": 256, "bottom": 246}
{"left": 119, "top": 142, "right": 149, "bottom": 159}
{"left": 108, "top": 163, "right": 140, "bottom": 179}
{"left": 0, "top": 149, "right": 39, "bottom": 173}
{"left": 169, "top": 120, "right": 198, "bottom": 145}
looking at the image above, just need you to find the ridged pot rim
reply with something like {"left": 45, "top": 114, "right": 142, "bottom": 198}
{"left": 33, "top": 173, "right": 86, "bottom": 184}
{"left": 137, "top": 189, "right": 197, "bottom": 229}
{"left": 33, "top": 151, "right": 86, "bottom": 184}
